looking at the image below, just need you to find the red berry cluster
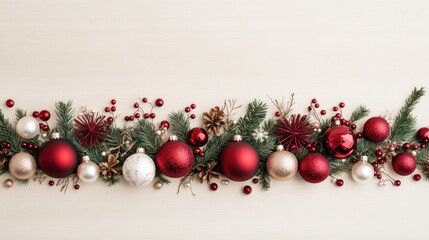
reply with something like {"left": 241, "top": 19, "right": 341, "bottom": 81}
{"left": 193, "top": 147, "right": 205, "bottom": 157}
{"left": 305, "top": 141, "right": 319, "bottom": 153}
{"left": 1, "top": 141, "right": 11, "bottom": 149}
{"left": 32, "top": 110, "right": 51, "bottom": 132}
{"left": 122, "top": 97, "right": 165, "bottom": 122}
{"left": 184, "top": 103, "right": 197, "bottom": 119}
{"left": 20, "top": 141, "right": 38, "bottom": 151}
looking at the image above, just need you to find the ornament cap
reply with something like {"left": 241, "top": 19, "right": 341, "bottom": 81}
{"left": 169, "top": 135, "right": 178, "bottom": 141}
{"left": 51, "top": 132, "right": 60, "bottom": 139}
{"left": 334, "top": 119, "right": 341, "bottom": 126}
{"left": 232, "top": 135, "right": 242, "bottom": 142}
{"left": 276, "top": 145, "right": 284, "bottom": 151}
{"left": 361, "top": 155, "right": 368, "bottom": 162}
{"left": 82, "top": 155, "right": 90, "bottom": 162}
{"left": 136, "top": 147, "right": 145, "bottom": 154}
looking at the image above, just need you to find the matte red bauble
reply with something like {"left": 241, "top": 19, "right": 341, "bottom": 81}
{"left": 156, "top": 137, "right": 195, "bottom": 178}
{"left": 38, "top": 139, "right": 78, "bottom": 178}
{"left": 299, "top": 153, "right": 330, "bottom": 183}
{"left": 187, "top": 128, "right": 209, "bottom": 147}
{"left": 220, "top": 139, "right": 259, "bottom": 182}
{"left": 392, "top": 152, "right": 416, "bottom": 176}
{"left": 417, "top": 127, "right": 429, "bottom": 143}
{"left": 362, "top": 117, "right": 390, "bottom": 142}
{"left": 323, "top": 125, "right": 357, "bottom": 159}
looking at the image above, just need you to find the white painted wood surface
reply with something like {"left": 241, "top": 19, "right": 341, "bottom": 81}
{"left": 1, "top": 1, "right": 429, "bottom": 239}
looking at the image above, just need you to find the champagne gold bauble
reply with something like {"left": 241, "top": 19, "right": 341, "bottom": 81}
{"left": 267, "top": 145, "right": 298, "bottom": 181}
{"left": 9, "top": 152, "right": 37, "bottom": 180}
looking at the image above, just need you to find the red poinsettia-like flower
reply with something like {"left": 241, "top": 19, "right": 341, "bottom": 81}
{"left": 74, "top": 114, "right": 109, "bottom": 147}
{"left": 275, "top": 114, "right": 314, "bottom": 153}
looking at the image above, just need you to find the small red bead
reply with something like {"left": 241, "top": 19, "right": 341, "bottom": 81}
{"left": 5, "top": 99, "right": 14, "bottom": 108}
{"left": 149, "top": 113, "right": 156, "bottom": 119}
{"left": 39, "top": 110, "right": 51, "bottom": 121}
{"left": 27, "top": 143, "right": 33, "bottom": 149}
{"left": 111, "top": 99, "right": 116, "bottom": 105}
{"left": 194, "top": 148, "right": 201, "bottom": 155}
{"left": 290, "top": 145, "right": 297, "bottom": 150}
{"left": 134, "top": 113, "right": 141, "bottom": 119}
{"left": 124, "top": 116, "right": 129, "bottom": 121}
{"left": 314, "top": 103, "right": 320, "bottom": 108}
{"left": 376, "top": 174, "right": 382, "bottom": 179}
{"left": 312, "top": 142, "right": 318, "bottom": 147}
{"left": 311, "top": 98, "right": 317, "bottom": 104}
{"left": 275, "top": 111, "right": 281, "bottom": 117}
{"left": 320, "top": 110, "right": 326, "bottom": 115}
{"left": 198, "top": 151, "right": 205, "bottom": 157}
{"left": 5, "top": 143, "right": 10, "bottom": 148}
{"left": 111, "top": 106, "right": 116, "bottom": 112}
{"left": 339, "top": 102, "right": 345, "bottom": 108}
{"left": 308, "top": 106, "right": 312, "bottom": 111}
{"left": 21, "top": 142, "right": 27, "bottom": 148}
{"left": 42, "top": 125, "right": 50, "bottom": 131}
{"left": 144, "top": 113, "right": 150, "bottom": 119}
{"left": 333, "top": 106, "right": 339, "bottom": 111}
{"left": 413, "top": 174, "right": 421, "bottom": 181}
{"left": 107, "top": 117, "right": 114, "bottom": 123}
{"left": 155, "top": 98, "right": 164, "bottom": 107}
{"left": 210, "top": 183, "right": 218, "bottom": 191}
{"left": 190, "top": 114, "right": 196, "bottom": 119}
{"left": 133, "top": 103, "right": 139, "bottom": 108}
{"left": 305, "top": 143, "right": 312, "bottom": 149}
{"left": 129, "top": 116, "right": 134, "bottom": 121}
{"left": 104, "top": 107, "right": 110, "bottom": 112}
{"left": 142, "top": 97, "right": 148, "bottom": 103}
{"left": 32, "top": 111, "right": 39, "bottom": 118}
{"left": 372, "top": 163, "right": 379, "bottom": 169}
{"left": 32, "top": 145, "right": 38, "bottom": 150}
{"left": 185, "top": 107, "right": 191, "bottom": 113}
{"left": 378, "top": 159, "right": 386, "bottom": 164}
{"left": 395, "top": 145, "right": 401, "bottom": 150}
{"left": 49, "top": 180, "right": 55, "bottom": 186}
{"left": 394, "top": 180, "right": 401, "bottom": 186}
{"left": 375, "top": 150, "right": 383, "bottom": 157}
{"left": 335, "top": 113, "right": 342, "bottom": 118}
{"left": 190, "top": 104, "right": 196, "bottom": 109}
{"left": 160, "top": 120, "right": 170, "bottom": 129}
{"left": 413, "top": 144, "right": 419, "bottom": 150}
{"left": 243, "top": 185, "right": 252, "bottom": 195}
{"left": 336, "top": 179, "right": 344, "bottom": 186}
{"left": 310, "top": 147, "right": 316, "bottom": 153}
{"left": 421, "top": 144, "right": 427, "bottom": 149}
{"left": 374, "top": 170, "right": 378, "bottom": 176}
{"left": 403, "top": 143, "right": 410, "bottom": 150}
{"left": 351, "top": 124, "right": 357, "bottom": 130}
{"left": 252, "top": 178, "right": 259, "bottom": 184}
{"left": 74, "top": 184, "right": 80, "bottom": 190}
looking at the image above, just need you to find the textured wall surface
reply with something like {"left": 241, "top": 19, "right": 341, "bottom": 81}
{"left": 1, "top": 1, "right": 429, "bottom": 239}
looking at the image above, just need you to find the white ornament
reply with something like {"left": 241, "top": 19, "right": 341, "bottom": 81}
{"left": 77, "top": 156, "right": 100, "bottom": 183}
{"left": 351, "top": 156, "right": 374, "bottom": 183}
{"left": 122, "top": 148, "right": 155, "bottom": 187}
{"left": 16, "top": 116, "right": 39, "bottom": 139}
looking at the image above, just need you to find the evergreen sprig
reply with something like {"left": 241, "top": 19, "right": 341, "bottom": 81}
{"left": 236, "top": 100, "right": 268, "bottom": 142}
{"left": 0, "top": 109, "right": 22, "bottom": 155}
{"left": 349, "top": 105, "right": 370, "bottom": 123}
{"left": 15, "top": 108, "right": 26, "bottom": 120}
{"left": 390, "top": 87, "right": 425, "bottom": 143}
{"left": 55, "top": 101, "right": 85, "bottom": 156}
{"left": 169, "top": 111, "right": 191, "bottom": 142}
{"left": 255, "top": 119, "right": 277, "bottom": 190}
{"left": 132, "top": 119, "right": 163, "bottom": 159}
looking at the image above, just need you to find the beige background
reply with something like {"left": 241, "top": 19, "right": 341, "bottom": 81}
{"left": 1, "top": 1, "right": 429, "bottom": 239}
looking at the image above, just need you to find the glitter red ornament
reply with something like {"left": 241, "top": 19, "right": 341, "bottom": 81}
{"left": 417, "top": 127, "right": 429, "bottom": 143}
{"left": 38, "top": 135, "right": 78, "bottom": 178}
{"left": 187, "top": 128, "right": 209, "bottom": 147}
{"left": 362, "top": 117, "right": 390, "bottom": 142}
{"left": 220, "top": 135, "right": 260, "bottom": 182}
{"left": 323, "top": 124, "right": 357, "bottom": 159}
{"left": 155, "top": 136, "right": 195, "bottom": 178}
{"left": 299, "top": 153, "right": 331, "bottom": 183}
{"left": 392, "top": 152, "right": 416, "bottom": 176}
{"left": 39, "top": 110, "right": 51, "bottom": 121}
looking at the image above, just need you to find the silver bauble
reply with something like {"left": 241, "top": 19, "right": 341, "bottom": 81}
{"left": 77, "top": 160, "right": 100, "bottom": 183}
{"left": 351, "top": 157, "right": 373, "bottom": 183}
{"left": 123, "top": 148, "right": 156, "bottom": 187}
{"left": 9, "top": 152, "right": 37, "bottom": 180}
{"left": 267, "top": 145, "right": 298, "bottom": 181}
{"left": 16, "top": 116, "right": 39, "bottom": 139}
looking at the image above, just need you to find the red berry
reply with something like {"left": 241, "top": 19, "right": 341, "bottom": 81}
{"left": 375, "top": 150, "right": 383, "bottom": 157}
{"left": 49, "top": 180, "right": 55, "bottom": 186}
{"left": 191, "top": 104, "right": 196, "bottom": 109}
{"left": 107, "top": 117, "right": 114, "bottom": 123}
{"left": 111, "top": 99, "right": 116, "bottom": 105}
{"left": 311, "top": 98, "right": 317, "bottom": 104}
{"left": 372, "top": 162, "right": 378, "bottom": 169}
{"left": 21, "top": 142, "right": 27, "bottom": 148}
{"left": 394, "top": 180, "right": 401, "bottom": 186}
{"left": 74, "top": 184, "right": 80, "bottom": 190}
{"left": 421, "top": 144, "right": 427, "bottom": 149}
{"left": 320, "top": 110, "right": 326, "bottom": 115}
{"left": 310, "top": 147, "right": 316, "bottom": 153}
{"left": 308, "top": 106, "right": 312, "bottom": 111}
{"left": 144, "top": 113, "right": 150, "bottom": 119}
{"left": 5, "top": 99, "right": 14, "bottom": 108}
{"left": 134, "top": 113, "right": 141, "bottom": 119}
{"left": 413, "top": 144, "right": 419, "bottom": 150}
{"left": 190, "top": 114, "right": 196, "bottom": 119}
{"left": 198, "top": 151, "right": 205, "bottom": 157}
{"left": 142, "top": 97, "right": 148, "bottom": 103}
{"left": 39, "top": 110, "right": 51, "bottom": 121}
{"left": 129, "top": 116, "right": 134, "bottom": 121}
{"left": 194, "top": 148, "right": 201, "bottom": 155}
{"left": 339, "top": 102, "right": 345, "bottom": 108}
{"left": 149, "top": 113, "right": 156, "bottom": 119}
{"left": 124, "top": 116, "right": 129, "bottom": 121}
{"left": 315, "top": 103, "right": 320, "bottom": 108}
{"left": 133, "top": 103, "right": 139, "bottom": 108}
{"left": 185, "top": 107, "right": 191, "bottom": 113}
{"left": 210, "top": 183, "right": 218, "bottom": 191}
{"left": 5, "top": 143, "right": 10, "bottom": 148}
{"left": 374, "top": 170, "right": 378, "bottom": 176}
{"left": 306, "top": 143, "right": 312, "bottom": 149}
{"left": 351, "top": 124, "right": 357, "bottom": 130}
{"left": 104, "top": 107, "right": 110, "bottom": 112}
{"left": 32, "top": 145, "right": 38, "bottom": 150}
{"left": 312, "top": 142, "right": 318, "bottom": 147}
{"left": 356, "top": 132, "right": 363, "bottom": 138}
{"left": 252, "top": 178, "right": 259, "bottom": 184}
{"left": 155, "top": 98, "right": 164, "bottom": 107}
{"left": 376, "top": 174, "right": 382, "bottom": 179}
{"left": 243, "top": 185, "right": 252, "bottom": 195}
{"left": 32, "top": 111, "right": 39, "bottom": 118}
{"left": 160, "top": 120, "right": 170, "bottom": 129}
{"left": 333, "top": 106, "right": 339, "bottom": 111}
{"left": 403, "top": 143, "right": 410, "bottom": 150}
{"left": 414, "top": 174, "right": 421, "bottom": 181}
{"left": 275, "top": 111, "right": 281, "bottom": 117}
{"left": 111, "top": 106, "right": 116, "bottom": 112}
{"left": 336, "top": 179, "right": 344, "bottom": 186}
{"left": 27, "top": 143, "right": 33, "bottom": 149}
{"left": 378, "top": 159, "right": 386, "bottom": 164}
{"left": 335, "top": 113, "right": 342, "bottom": 119}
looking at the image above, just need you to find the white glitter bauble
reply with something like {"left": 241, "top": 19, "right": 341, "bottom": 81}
{"left": 351, "top": 158, "right": 374, "bottom": 183}
{"left": 77, "top": 160, "right": 100, "bottom": 183}
{"left": 123, "top": 148, "right": 156, "bottom": 187}
{"left": 16, "top": 116, "right": 39, "bottom": 139}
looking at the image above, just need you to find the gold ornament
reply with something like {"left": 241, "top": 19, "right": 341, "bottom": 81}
{"left": 9, "top": 152, "right": 37, "bottom": 180}
{"left": 4, "top": 179, "right": 13, "bottom": 188}
{"left": 203, "top": 106, "right": 226, "bottom": 136}
{"left": 195, "top": 161, "right": 220, "bottom": 184}
{"left": 266, "top": 145, "right": 298, "bottom": 181}
{"left": 99, "top": 154, "right": 122, "bottom": 180}
{"left": 154, "top": 182, "right": 163, "bottom": 189}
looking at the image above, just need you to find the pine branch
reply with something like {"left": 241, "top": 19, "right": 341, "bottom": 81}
{"left": 391, "top": 87, "right": 426, "bottom": 143}
{"left": 156, "top": 172, "right": 171, "bottom": 184}
{"left": 15, "top": 108, "right": 26, "bottom": 120}
{"left": 169, "top": 111, "right": 191, "bottom": 142}
{"left": 0, "top": 109, "right": 22, "bottom": 155}
{"left": 236, "top": 100, "right": 268, "bottom": 142}
{"left": 349, "top": 105, "right": 370, "bottom": 123}
{"left": 254, "top": 119, "right": 277, "bottom": 191}
{"left": 132, "top": 119, "right": 163, "bottom": 159}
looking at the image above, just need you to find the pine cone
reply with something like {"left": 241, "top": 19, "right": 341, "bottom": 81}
{"left": 203, "top": 106, "right": 226, "bottom": 136}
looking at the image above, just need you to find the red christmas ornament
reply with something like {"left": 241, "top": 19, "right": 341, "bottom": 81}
{"left": 299, "top": 153, "right": 331, "bottom": 183}
{"left": 417, "top": 127, "right": 429, "bottom": 143}
{"left": 275, "top": 114, "right": 314, "bottom": 153}
{"left": 155, "top": 98, "right": 164, "bottom": 107}
{"left": 74, "top": 114, "right": 109, "bottom": 147}
{"left": 392, "top": 152, "right": 416, "bottom": 176}
{"left": 39, "top": 110, "right": 51, "bottom": 121}
{"left": 38, "top": 138, "right": 78, "bottom": 178}
{"left": 187, "top": 128, "right": 209, "bottom": 147}
{"left": 220, "top": 136, "right": 259, "bottom": 182}
{"left": 362, "top": 117, "right": 390, "bottom": 142}
{"left": 323, "top": 125, "right": 356, "bottom": 158}
{"left": 156, "top": 136, "right": 195, "bottom": 178}
{"left": 5, "top": 99, "right": 14, "bottom": 108}
{"left": 243, "top": 185, "right": 252, "bottom": 195}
